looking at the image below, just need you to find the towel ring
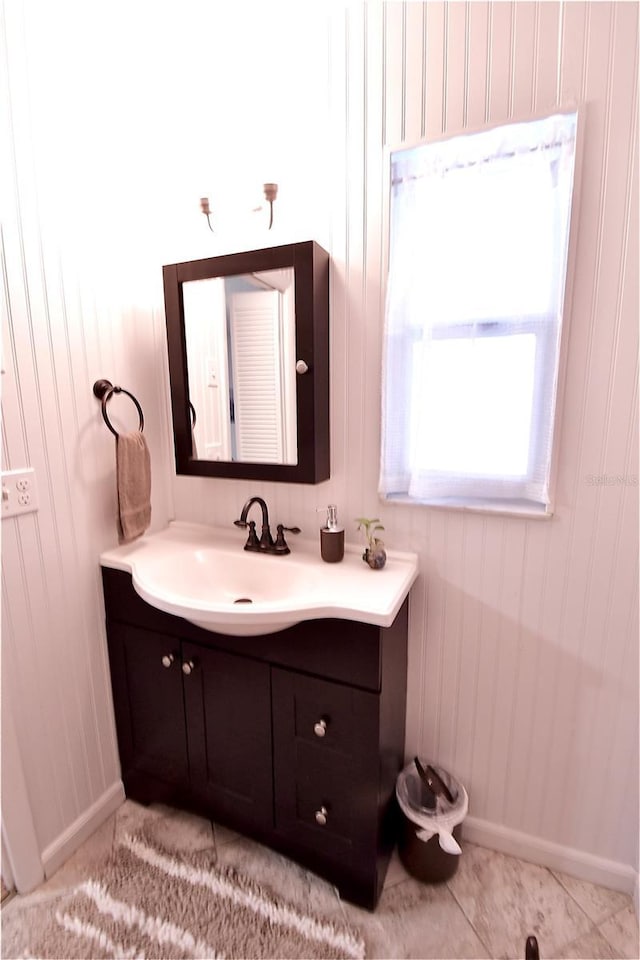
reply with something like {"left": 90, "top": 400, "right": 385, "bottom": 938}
{"left": 93, "top": 379, "right": 144, "bottom": 437}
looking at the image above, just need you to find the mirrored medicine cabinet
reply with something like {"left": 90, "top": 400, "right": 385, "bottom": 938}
{"left": 163, "top": 241, "right": 330, "bottom": 483}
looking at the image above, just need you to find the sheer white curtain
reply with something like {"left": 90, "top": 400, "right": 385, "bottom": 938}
{"left": 380, "top": 112, "right": 578, "bottom": 507}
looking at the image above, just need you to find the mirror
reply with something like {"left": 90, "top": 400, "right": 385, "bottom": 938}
{"left": 183, "top": 267, "right": 298, "bottom": 465}
{"left": 163, "top": 241, "right": 330, "bottom": 483}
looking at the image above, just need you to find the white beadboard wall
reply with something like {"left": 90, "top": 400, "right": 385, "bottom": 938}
{"left": 0, "top": 0, "right": 331, "bottom": 885}
{"left": 0, "top": 0, "right": 176, "bottom": 875}
{"left": 173, "top": 1, "right": 639, "bottom": 887}
{"left": 1, "top": 0, "right": 637, "bottom": 894}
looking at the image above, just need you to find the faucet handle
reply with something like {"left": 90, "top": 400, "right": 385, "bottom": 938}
{"left": 235, "top": 518, "right": 260, "bottom": 551}
{"left": 274, "top": 524, "right": 301, "bottom": 555}
{"left": 246, "top": 520, "right": 260, "bottom": 549}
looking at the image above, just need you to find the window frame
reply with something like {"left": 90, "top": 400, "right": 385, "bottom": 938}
{"left": 379, "top": 107, "right": 584, "bottom": 518}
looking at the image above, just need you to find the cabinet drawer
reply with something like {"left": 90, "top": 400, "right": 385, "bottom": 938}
{"left": 294, "top": 745, "right": 375, "bottom": 837}
{"left": 272, "top": 668, "right": 379, "bottom": 861}
{"left": 283, "top": 671, "right": 365, "bottom": 756}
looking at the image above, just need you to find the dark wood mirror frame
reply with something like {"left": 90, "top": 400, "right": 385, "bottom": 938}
{"left": 163, "top": 240, "right": 330, "bottom": 483}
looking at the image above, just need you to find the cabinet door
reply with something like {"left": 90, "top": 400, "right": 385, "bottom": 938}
{"left": 272, "top": 668, "right": 380, "bottom": 867}
{"left": 107, "top": 623, "right": 188, "bottom": 786}
{"left": 182, "top": 642, "right": 273, "bottom": 834}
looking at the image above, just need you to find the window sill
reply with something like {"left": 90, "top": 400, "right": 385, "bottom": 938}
{"left": 380, "top": 494, "right": 554, "bottom": 520}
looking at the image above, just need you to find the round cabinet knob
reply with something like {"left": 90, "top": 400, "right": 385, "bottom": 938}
{"left": 182, "top": 660, "right": 195, "bottom": 675}
{"left": 295, "top": 359, "right": 309, "bottom": 375}
{"left": 161, "top": 654, "right": 174, "bottom": 668}
{"left": 315, "top": 806, "right": 328, "bottom": 826}
{"left": 313, "top": 719, "right": 327, "bottom": 738}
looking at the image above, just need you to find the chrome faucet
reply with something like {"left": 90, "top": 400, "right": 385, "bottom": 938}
{"left": 234, "top": 497, "right": 300, "bottom": 555}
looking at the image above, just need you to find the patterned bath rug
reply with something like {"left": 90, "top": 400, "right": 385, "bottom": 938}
{"left": 23, "top": 832, "right": 366, "bottom": 959}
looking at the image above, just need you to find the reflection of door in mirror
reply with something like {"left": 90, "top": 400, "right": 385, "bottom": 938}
{"left": 182, "top": 268, "right": 297, "bottom": 464}
{"left": 183, "top": 278, "right": 231, "bottom": 460}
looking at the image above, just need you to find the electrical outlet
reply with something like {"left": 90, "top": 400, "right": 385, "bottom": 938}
{"left": 1, "top": 468, "right": 38, "bottom": 519}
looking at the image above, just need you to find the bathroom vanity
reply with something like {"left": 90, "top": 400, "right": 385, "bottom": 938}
{"left": 100, "top": 523, "right": 418, "bottom": 909}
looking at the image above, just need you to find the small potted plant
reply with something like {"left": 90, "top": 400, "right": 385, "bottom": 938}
{"left": 356, "top": 517, "right": 387, "bottom": 569}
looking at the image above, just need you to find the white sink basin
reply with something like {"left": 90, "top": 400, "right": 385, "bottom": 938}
{"left": 100, "top": 521, "right": 419, "bottom": 636}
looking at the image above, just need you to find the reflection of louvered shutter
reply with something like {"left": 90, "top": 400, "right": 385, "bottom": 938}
{"left": 229, "top": 290, "right": 284, "bottom": 462}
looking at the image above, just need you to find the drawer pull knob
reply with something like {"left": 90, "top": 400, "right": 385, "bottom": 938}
{"left": 161, "top": 654, "right": 175, "bottom": 668}
{"left": 182, "top": 660, "right": 196, "bottom": 675}
{"left": 313, "top": 719, "right": 327, "bottom": 738}
{"left": 315, "top": 806, "right": 328, "bottom": 826}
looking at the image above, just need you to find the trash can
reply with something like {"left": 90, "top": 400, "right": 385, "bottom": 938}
{"left": 396, "top": 758, "right": 468, "bottom": 883}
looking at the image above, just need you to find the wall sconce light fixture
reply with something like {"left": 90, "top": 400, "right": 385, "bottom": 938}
{"left": 199, "top": 182, "right": 278, "bottom": 234}
{"left": 200, "top": 196, "right": 214, "bottom": 232}
{"left": 263, "top": 182, "right": 278, "bottom": 229}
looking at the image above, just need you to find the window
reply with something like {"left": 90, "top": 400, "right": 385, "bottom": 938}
{"left": 380, "top": 111, "right": 578, "bottom": 513}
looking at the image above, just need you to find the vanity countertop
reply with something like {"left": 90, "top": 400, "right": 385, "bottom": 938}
{"left": 100, "top": 521, "right": 419, "bottom": 636}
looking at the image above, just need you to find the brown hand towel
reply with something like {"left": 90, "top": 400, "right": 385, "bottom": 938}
{"left": 116, "top": 431, "right": 151, "bottom": 543}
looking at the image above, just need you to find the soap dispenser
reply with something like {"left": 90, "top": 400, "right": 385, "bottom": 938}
{"left": 320, "top": 504, "right": 344, "bottom": 563}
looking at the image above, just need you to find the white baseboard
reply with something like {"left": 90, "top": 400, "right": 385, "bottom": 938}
{"left": 41, "top": 780, "right": 125, "bottom": 879}
{"left": 462, "top": 815, "right": 637, "bottom": 896}
{"left": 37, "top": 787, "right": 637, "bottom": 906}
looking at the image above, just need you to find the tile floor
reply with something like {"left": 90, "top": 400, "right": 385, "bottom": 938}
{"left": 1, "top": 800, "right": 638, "bottom": 959}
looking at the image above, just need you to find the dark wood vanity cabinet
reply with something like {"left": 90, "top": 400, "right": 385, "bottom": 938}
{"left": 107, "top": 622, "right": 273, "bottom": 835}
{"left": 183, "top": 642, "right": 273, "bottom": 833}
{"left": 102, "top": 566, "right": 408, "bottom": 910}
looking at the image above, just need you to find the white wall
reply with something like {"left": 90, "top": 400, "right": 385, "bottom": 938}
{"left": 2, "top": 1, "right": 637, "bottom": 893}
{"left": 0, "top": 0, "right": 330, "bottom": 883}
